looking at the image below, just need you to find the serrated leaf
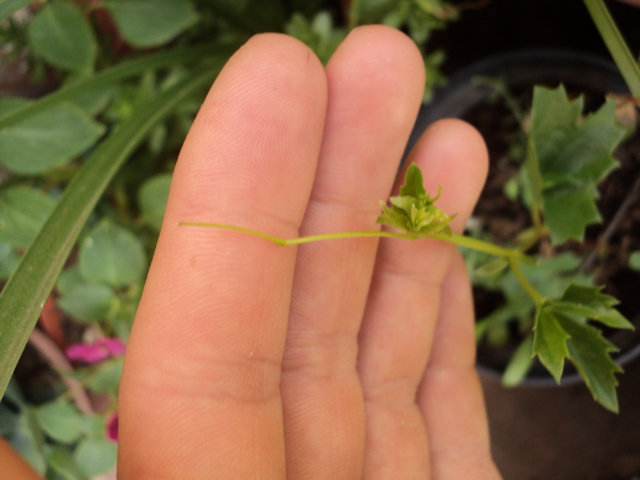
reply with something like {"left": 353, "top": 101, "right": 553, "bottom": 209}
{"left": 532, "top": 306, "right": 569, "bottom": 383}
{"left": 528, "top": 86, "right": 626, "bottom": 244}
{"left": 138, "top": 173, "right": 172, "bottom": 232}
{"left": 548, "top": 283, "right": 633, "bottom": 329}
{"left": 79, "top": 220, "right": 147, "bottom": 287}
{"left": 35, "top": 402, "right": 84, "bottom": 444}
{"left": 556, "top": 313, "right": 622, "bottom": 412}
{"left": 103, "top": 0, "right": 199, "bottom": 48}
{"left": 27, "top": 0, "right": 97, "bottom": 72}
{"left": 543, "top": 185, "right": 601, "bottom": 244}
{"left": 0, "top": 102, "right": 105, "bottom": 174}
{"left": 57, "top": 283, "right": 115, "bottom": 322}
{"left": 74, "top": 438, "right": 117, "bottom": 478}
{"left": 0, "top": 187, "right": 56, "bottom": 248}
{"left": 502, "top": 334, "right": 535, "bottom": 387}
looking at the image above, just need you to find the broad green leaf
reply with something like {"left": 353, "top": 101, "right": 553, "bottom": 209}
{"left": 56, "top": 267, "right": 85, "bottom": 296}
{"left": 528, "top": 86, "right": 626, "bottom": 244}
{"left": 103, "top": 0, "right": 199, "bottom": 48}
{"left": 27, "top": 0, "right": 97, "bottom": 72}
{"left": 548, "top": 283, "right": 633, "bottom": 329}
{"left": 47, "top": 445, "right": 84, "bottom": 480}
{"left": 138, "top": 173, "right": 172, "bottom": 232}
{"left": 532, "top": 306, "right": 569, "bottom": 382}
{"left": 556, "top": 313, "right": 622, "bottom": 412}
{"left": 0, "top": 67, "right": 223, "bottom": 398}
{"left": 10, "top": 406, "right": 47, "bottom": 474}
{"left": 0, "top": 0, "right": 32, "bottom": 21}
{"left": 0, "top": 187, "right": 56, "bottom": 248}
{"left": 0, "top": 102, "right": 105, "bottom": 174}
{"left": 74, "top": 438, "right": 117, "bottom": 477}
{"left": 502, "top": 333, "right": 535, "bottom": 387}
{"left": 0, "top": 241, "right": 19, "bottom": 279}
{"left": 35, "top": 401, "right": 84, "bottom": 444}
{"left": 88, "top": 357, "right": 124, "bottom": 394}
{"left": 57, "top": 283, "right": 115, "bottom": 322}
{"left": 79, "top": 220, "right": 147, "bottom": 287}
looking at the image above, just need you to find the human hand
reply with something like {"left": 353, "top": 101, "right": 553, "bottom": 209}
{"left": 115, "top": 26, "right": 501, "bottom": 479}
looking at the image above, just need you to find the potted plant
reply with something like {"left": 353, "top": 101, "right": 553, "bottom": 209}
{"left": 408, "top": 14, "right": 640, "bottom": 480}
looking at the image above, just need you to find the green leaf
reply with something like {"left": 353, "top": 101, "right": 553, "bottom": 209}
{"left": 79, "top": 220, "right": 147, "bottom": 287}
{"left": 0, "top": 66, "right": 223, "bottom": 398}
{"left": 47, "top": 445, "right": 84, "bottom": 480}
{"left": 528, "top": 86, "right": 626, "bottom": 244}
{"left": 103, "top": 0, "right": 199, "bottom": 48}
{"left": 284, "top": 11, "right": 346, "bottom": 65}
{"left": 532, "top": 306, "right": 569, "bottom": 383}
{"left": 138, "top": 173, "right": 172, "bottom": 232}
{"left": 88, "top": 357, "right": 124, "bottom": 394}
{"left": 548, "top": 283, "right": 633, "bottom": 329}
{"left": 0, "top": 187, "right": 56, "bottom": 248}
{"left": 502, "top": 334, "right": 535, "bottom": 387}
{"left": 27, "top": 0, "right": 97, "bottom": 72}
{"left": 57, "top": 283, "right": 115, "bottom": 322}
{"left": 474, "top": 257, "right": 509, "bottom": 277}
{"left": 556, "top": 313, "right": 622, "bottom": 412}
{"left": 542, "top": 185, "right": 601, "bottom": 245}
{"left": 35, "top": 401, "right": 84, "bottom": 444}
{"left": 0, "top": 241, "right": 19, "bottom": 279}
{"left": 56, "top": 267, "right": 85, "bottom": 296}
{"left": 0, "top": 0, "right": 32, "bottom": 21}
{"left": 0, "top": 101, "right": 105, "bottom": 174}
{"left": 10, "top": 405, "right": 47, "bottom": 474}
{"left": 0, "top": 402, "right": 20, "bottom": 435}
{"left": 399, "top": 163, "right": 427, "bottom": 198}
{"left": 74, "top": 438, "right": 117, "bottom": 478}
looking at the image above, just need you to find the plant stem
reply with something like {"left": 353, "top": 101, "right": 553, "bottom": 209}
{"left": 179, "top": 222, "right": 534, "bottom": 262}
{"left": 509, "top": 256, "right": 544, "bottom": 305}
{"left": 583, "top": 0, "right": 640, "bottom": 98}
{"left": 348, "top": 0, "right": 360, "bottom": 30}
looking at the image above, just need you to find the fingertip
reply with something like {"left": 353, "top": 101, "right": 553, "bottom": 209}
{"left": 408, "top": 118, "right": 488, "bottom": 232}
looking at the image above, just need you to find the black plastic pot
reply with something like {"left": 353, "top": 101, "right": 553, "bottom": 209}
{"left": 410, "top": 50, "right": 640, "bottom": 480}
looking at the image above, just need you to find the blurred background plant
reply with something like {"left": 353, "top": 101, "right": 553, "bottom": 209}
{"left": 0, "top": 0, "right": 459, "bottom": 477}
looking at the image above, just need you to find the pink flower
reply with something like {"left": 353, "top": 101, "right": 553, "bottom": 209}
{"left": 106, "top": 412, "right": 119, "bottom": 442}
{"left": 66, "top": 338, "right": 126, "bottom": 364}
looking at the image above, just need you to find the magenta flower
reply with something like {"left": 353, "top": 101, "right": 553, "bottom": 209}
{"left": 66, "top": 337, "right": 126, "bottom": 364}
{"left": 106, "top": 412, "right": 119, "bottom": 442}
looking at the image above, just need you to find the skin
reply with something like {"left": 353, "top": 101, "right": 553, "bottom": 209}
{"left": 1, "top": 27, "right": 502, "bottom": 479}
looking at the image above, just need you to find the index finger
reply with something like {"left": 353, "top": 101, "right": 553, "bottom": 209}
{"left": 117, "top": 35, "right": 327, "bottom": 479}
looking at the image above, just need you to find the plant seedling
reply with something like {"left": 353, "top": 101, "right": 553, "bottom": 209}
{"left": 182, "top": 161, "right": 634, "bottom": 413}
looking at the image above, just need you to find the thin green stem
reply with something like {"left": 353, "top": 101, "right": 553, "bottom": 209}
{"left": 509, "top": 256, "right": 544, "bottom": 306}
{"left": 583, "top": 0, "right": 640, "bottom": 98}
{"left": 179, "top": 222, "right": 536, "bottom": 264}
{"left": 348, "top": 0, "right": 360, "bottom": 30}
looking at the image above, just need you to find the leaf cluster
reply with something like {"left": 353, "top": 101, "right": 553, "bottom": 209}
{"left": 377, "top": 164, "right": 454, "bottom": 236}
